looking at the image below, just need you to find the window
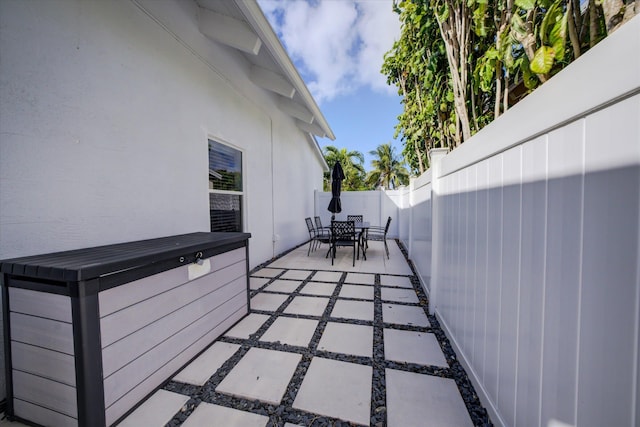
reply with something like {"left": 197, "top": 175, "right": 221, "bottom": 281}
{"left": 208, "top": 139, "right": 243, "bottom": 232}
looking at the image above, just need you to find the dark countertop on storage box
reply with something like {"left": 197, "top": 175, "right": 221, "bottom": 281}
{"left": 0, "top": 232, "right": 251, "bottom": 283}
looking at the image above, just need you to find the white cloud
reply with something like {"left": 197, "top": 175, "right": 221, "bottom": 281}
{"left": 259, "top": 0, "right": 400, "bottom": 104}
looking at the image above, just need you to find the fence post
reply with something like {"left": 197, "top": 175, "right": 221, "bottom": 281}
{"left": 428, "top": 148, "right": 448, "bottom": 316}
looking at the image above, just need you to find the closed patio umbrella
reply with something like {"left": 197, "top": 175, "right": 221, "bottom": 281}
{"left": 327, "top": 161, "right": 344, "bottom": 220}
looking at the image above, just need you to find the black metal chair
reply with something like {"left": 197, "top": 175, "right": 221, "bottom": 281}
{"left": 365, "top": 216, "right": 392, "bottom": 259}
{"left": 314, "top": 216, "right": 331, "bottom": 238}
{"left": 330, "top": 220, "right": 359, "bottom": 266}
{"left": 347, "top": 215, "right": 365, "bottom": 253}
{"left": 305, "top": 217, "right": 319, "bottom": 255}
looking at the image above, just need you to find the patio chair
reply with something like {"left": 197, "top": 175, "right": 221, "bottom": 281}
{"left": 314, "top": 216, "right": 331, "bottom": 238}
{"left": 365, "top": 216, "right": 392, "bottom": 259}
{"left": 347, "top": 215, "right": 365, "bottom": 251}
{"left": 305, "top": 217, "right": 319, "bottom": 255}
{"left": 330, "top": 220, "right": 359, "bottom": 266}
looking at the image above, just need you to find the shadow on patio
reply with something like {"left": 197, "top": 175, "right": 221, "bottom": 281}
{"left": 98, "top": 239, "right": 491, "bottom": 426}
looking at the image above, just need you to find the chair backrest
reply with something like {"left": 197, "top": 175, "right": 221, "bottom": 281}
{"left": 331, "top": 220, "right": 356, "bottom": 241}
{"left": 314, "top": 216, "right": 323, "bottom": 230}
{"left": 347, "top": 215, "right": 363, "bottom": 223}
{"left": 305, "top": 217, "right": 315, "bottom": 234}
{"left": 384, "top": 216, "right": 392, "bottom": 233}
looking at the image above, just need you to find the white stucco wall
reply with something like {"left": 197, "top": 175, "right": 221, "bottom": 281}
{"left": 0, "top": 0, "right": 326, "bottom": 400}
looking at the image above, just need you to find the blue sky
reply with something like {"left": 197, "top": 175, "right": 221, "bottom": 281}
{"left": 258, "top": 0, "right": 403, "bottom": 172}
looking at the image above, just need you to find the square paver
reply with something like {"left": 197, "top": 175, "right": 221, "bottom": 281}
{"left": 216, "top": 348, "right": 301, "bottom": 404}
{"left": 345, "top": 272, "right": 374, "bottom": 285}
{"left": 264, "top": 279, "right": 301, "bottom": 293}
{"left": 380, "top": 275, "right": 413, "bottom": 288}
{"left": 311, "top": 271, "right": 343, "bottom": 282}
{"left": 381, "top": 287, "right": 420, "bottom": 303}
{"left": 182, "top": 403, "right": 268, "bottom": 427}
{"left": 253, "top": 268, "right": 284, "bottom": 278}
{"left": 280, "top": 269, "right": 312, "bottom": 281}
{"left": 225, "top": 314, "right": 270, "bottom": 339}
{"left": 118, "top": 390, "right": 189, "bottom": 427}
{"left": 260, "top": 317, "right": 319, "bottom": 347}
{"left": 339, "top": 284, "right": 374, "bottom": 300}
{"left": 251, "top": 293, "right": 289, "bottom": 312}
{"left": 382, "top": 303, "right": 430, "bottom": 327}
{"left": 173, "top": 342, "right": 240, "bottom": 385}
{"left": 386, "top": 369, "right": 473, "bottom": 427}
{"left": 384, "top": 329, "right": 448, "bottom": 367}
{"left": 250, "top": 277, "right": 270, "bottom": 290}
{"left": 300, "top": 282, "right": 336, "bottom": 296}
{"left": 331, "top": 300, "right": 374, "bottom": 321}
{"left": 317, "top": 322, "right": 372, "bottom": 357}
{"left": 293, "top": 357, "right": 371, "bottom": 425}
{"left": 283, "top": 296, "right": 329, "bottom": 316}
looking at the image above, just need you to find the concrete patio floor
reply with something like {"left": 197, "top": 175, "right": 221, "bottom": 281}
{"left": 1, "top": 240, "right": 488, "bottom": 427}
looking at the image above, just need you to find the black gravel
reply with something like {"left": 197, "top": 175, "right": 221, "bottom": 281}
{"left": 162, "top": 239, "right": 492, "bottom": 426}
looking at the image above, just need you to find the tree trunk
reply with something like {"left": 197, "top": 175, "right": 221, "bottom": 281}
{"left": 602, "top": 0, "right": 624, "bottom": 32}
{"left": 589, "top": 0, "right": 599, "bottom": 48}
{"left": 567, "top": 0, "right": 582, "bottom": 59}
{"left": 435, "top": 0, "right": 472, "bottom": 143}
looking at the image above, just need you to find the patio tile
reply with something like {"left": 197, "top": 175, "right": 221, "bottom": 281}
{"left": 225, "top": 314, "right": 270, "bottom": 339}
{"left": 253, "top": 268, "right": 284, "bottom": 278}
{"left": 380, "top": 275, "right": 413, "bottom": 288}
{"left": 344, "top": 272, "right": 375, "bottom": 285}
{"left": 117, "top": 390, "right": 188, "bottom": 426}
{"left": 384, "top": 329, "right": 448, "bottom": 367}
{"left": 381, "top": 287, "right": 420, "bottom": 303}
{"left": 264, "top": 279, "right": 301, "bottom": 293}
{"left": 386, "top": 369, "right": 473, "bottom": 427}
{"left": 331, "top": 300, "right": 374, "bottom": 321}
{"left": 283, "top": 296, "right": 329, "bottom": 316}
{"left": 250, "top": 277, "right": 270, "bottom": 290}
{"left": 311, "top": 271, "right": 343, "bottom": 282}
{"left": 216, "top": 348, "right": 301, "bottom": 405}
{"left": 300, "top": 282, "right": 336, "bottom": 296}
{"left": 382, "top": 303, "right": 430, "bottom": 327}
{"left": 293, "top": 357, "right": 371, "bottom": 425}
{"left": 339, "top": 284, "right": 374, "bottom": 300}
{"left": 251, "top": 293, "right": 289, "bottom": 312}
{"left": 280, "top": 269, "right": 312, "bottom": 281}
{"left": 317, "top": 322, "right": 373, "bottom": 357}
{"left": 260, "top": 317, "right": 319, "bottom": 347}
{"left": 182, "top": 403, "right": 268, "bottom": 427}
{"left": 173, "top": 342, "right": 240, "bottom": 385}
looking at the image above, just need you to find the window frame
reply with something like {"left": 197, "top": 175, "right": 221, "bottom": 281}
{"left": 207, "top": 137, "right": 245, "bottom": 233}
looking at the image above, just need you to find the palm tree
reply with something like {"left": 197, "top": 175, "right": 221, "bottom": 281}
{"left": 323, "top": 146, "right": 367, "bottom": 191}
{"left": 366, "top": 143, "right": 410, "bottom": 190}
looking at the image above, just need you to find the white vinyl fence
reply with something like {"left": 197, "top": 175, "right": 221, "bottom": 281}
{"left": 317, "top": 16, "right": 640, "bottom": 427}
{"left": 408, "top": 17, "right": 639, "bottom": 427}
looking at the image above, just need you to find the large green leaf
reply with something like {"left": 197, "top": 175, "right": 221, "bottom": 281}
{"left": 530, "top": 45, "right": 555, "bottom": 74}
{"left": 514, "top": 0, "right": 536, "bottom": 10}
{"left": 550, "top": 8, "right": 568, "bottom": 61}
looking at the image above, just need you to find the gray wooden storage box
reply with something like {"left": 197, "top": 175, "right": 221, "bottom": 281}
{"left": 0, "top": 232, "right": 251, "bottom": 426}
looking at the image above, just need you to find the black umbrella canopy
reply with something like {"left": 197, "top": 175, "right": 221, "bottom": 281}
{"left": 327, "top": 161, "right": 345, "bottom": 217}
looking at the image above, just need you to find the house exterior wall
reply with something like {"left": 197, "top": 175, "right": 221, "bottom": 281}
{"left": 0, "top": 0, "right": 325, "bottom": 400}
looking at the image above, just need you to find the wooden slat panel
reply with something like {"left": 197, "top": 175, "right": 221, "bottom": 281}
{"left": 100, "top": 261, "right": 245, "bottom": 347}
{"left": 13, "top": 399, "right": 77, "bottom": 427}
{"left": 102, "top": 276, "right": 246, "bottom": 376}
{"left": 104, "top": 302, "right": 247, "bottom": 425}
{"left": 9, "top": 288, "right": 72, "bottom": 322}
{"left": 103, "top": 291, "right": 247, "bottom": 408}
{"left": 13, "top": 370, "right": 77, "bottom": 418}
{"left": 12, "top": 341, "right": 76, "bottom": 387}
{"left": 99, "top": 248, "right": 245, "bottom": 317}
{"left": 10, "top": 312, "right": 74, "bottom": 355}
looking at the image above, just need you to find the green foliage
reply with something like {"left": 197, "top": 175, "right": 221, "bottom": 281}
{"left": 322, "top": 146, "right": 367, "bottom": 191}
{"left": 366, "top": 143, "right": 410, "bottom": 190}
{"left": 382, "top": 0, "right": 622, "bottom": 176}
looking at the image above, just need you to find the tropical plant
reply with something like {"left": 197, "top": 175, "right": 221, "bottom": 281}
{"left": 383, "top": 0, "right": 638, "bottom": 175}
{"left": 366, "top": 143, "right": 410, "bottom": 189}
{"left": 322, "top": 146, "right": 367, "bottom": 191}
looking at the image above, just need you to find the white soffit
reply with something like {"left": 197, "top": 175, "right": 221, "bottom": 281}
{"left": 198, "top": 8, "right": 262, "bottom": 55}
